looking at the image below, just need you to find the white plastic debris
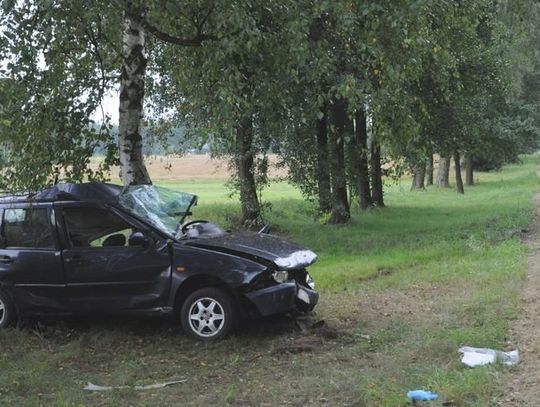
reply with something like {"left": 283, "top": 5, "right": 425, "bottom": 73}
{"left": 84, "top": 379, "right": 186, "bottom": 391}
{"left": 458, "top": 346, "right": 519, "bottom": 367}
{"left": 274, "top": 250, "right": 318, "bottom": 270}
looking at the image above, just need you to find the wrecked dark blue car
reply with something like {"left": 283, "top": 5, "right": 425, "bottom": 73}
{"left": 0, "top": 183, "right": 318, "bottom": 340}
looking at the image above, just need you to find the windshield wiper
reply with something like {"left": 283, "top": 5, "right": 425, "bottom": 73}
{"left": 176, "top": 195, "right": 199, "bottom": 239}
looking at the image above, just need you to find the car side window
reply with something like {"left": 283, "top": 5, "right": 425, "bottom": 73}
{"left": 2, "top": 208, "right": 55, "bottom": 249}
{"left": 63, "top": 207, "right": 135, "bottom": 248}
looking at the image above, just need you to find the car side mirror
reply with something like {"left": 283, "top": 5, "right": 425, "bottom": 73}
{"left": 128, "top": 231, "right": 150, "bottom": 247}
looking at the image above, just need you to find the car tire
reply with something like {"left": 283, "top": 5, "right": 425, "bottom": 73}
{"left": 181, "top": 287, "right": 236, "bottom": 341}
{"left": 0, "top": 289, "right": 17, "bottom": 329}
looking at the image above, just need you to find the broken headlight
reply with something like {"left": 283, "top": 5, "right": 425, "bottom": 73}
{"left": 272, "top": 270, "right": 289, "bottom": 284}
{"left": 306, "top": 273, "right": 315, "bottom": 289}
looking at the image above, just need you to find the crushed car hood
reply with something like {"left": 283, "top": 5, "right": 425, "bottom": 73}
{"left": 184, "top": 233, "right": 317, "bottom": 270}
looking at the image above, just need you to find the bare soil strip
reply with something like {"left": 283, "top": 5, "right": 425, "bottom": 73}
{"left": 91, "top": 154, "right": 288, "bottom": 181}
{"left": 502, "top": 191, "right": 540, "bottom": 406}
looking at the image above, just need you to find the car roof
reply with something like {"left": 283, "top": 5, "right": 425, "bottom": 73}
{"left": 0, "top": 182, "right": 123, "bottom": 205}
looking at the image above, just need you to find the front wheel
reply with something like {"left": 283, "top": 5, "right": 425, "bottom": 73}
{"left": 180, "top": 287, "right": 237, "bottom": 341}
{"left": 0, "top": 290, "right": 17, "bottom": 329}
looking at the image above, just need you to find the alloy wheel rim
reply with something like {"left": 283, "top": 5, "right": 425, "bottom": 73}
{"left": 188, "top": 297, "right": 225, "bottom": 338}
{"left": 0, "top": 298, "right": 5, "bottom": 325}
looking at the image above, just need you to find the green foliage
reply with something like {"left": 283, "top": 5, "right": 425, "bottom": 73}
{"left": 0, "top": 0, "right": 256, "bottom": 190}
{"left": 0, "top": 0, "right": 122, "bottom": 190}
{"left": 151, "top": 1, "right": 299, "bottom": 160}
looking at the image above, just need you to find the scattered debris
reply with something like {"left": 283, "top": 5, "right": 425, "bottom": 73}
{"left": 407, "top": 389, "right": 439, "bottom": 402}
{"left": 458, "top": 346, "right": 519, "bottom": 367}
{"left": 376, "top": 268, "right": 394, "bottom": 278}
{"left": 257, "top": 224, "right": 271, "bottom": 234}
{"left": 274, "top": 336, "right": 324, "bottom": 354}
{"left": 246, "top": 353, "right": 263, "bottom": 363}
{"left": 359, "top": 334, "right": 371, "bottom": 340}
{"left": 360, "top": 267, "right": 396, "bottom": 282}
{"left": 314, "top": 325, "right": 339, "bottom": 340}
{"left": 293, "top": 317, "right": 341, "bottom": 341}
{"left": 83, "top": 379, "right": 186, "bottom": 392}
{"left": 273, "top": 317, "right": 342, "bottom": 354}
{"left": 310, "top": 319, "right": 325, "bottom": 330}
{"left": 294, "top": 318, "right": 323, "bottom": 332}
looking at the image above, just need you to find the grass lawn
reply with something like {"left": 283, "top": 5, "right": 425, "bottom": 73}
{"left": 0, "top": 156, "right": 538, "bottom": 406}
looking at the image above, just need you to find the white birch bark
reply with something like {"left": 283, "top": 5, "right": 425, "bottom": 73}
{"left": 118, "top": 13, "right": 151, "bottom": 185}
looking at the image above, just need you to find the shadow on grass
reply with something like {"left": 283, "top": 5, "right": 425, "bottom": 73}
{"left": 16, "top": 313, "right": 303, "bottom": 344}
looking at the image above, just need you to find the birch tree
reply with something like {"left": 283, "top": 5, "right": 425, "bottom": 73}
{"left": 0, "top": 0, "right": 236, "bottom": 189}
{"left": 119, "top": 10, "right": 151, "bottom": 185}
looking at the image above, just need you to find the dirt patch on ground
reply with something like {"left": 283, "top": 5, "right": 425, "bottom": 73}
{"left": 500, "top": 191, "right": 540, "bottom": 406}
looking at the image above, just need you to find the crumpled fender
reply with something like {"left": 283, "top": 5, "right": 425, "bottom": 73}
{"left": 166, "top": 243, "right": 268, "bottom": 308}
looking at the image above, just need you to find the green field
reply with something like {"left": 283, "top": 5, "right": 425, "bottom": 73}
{"left": 0, "top": 156, "right": 538, "bottom": 406}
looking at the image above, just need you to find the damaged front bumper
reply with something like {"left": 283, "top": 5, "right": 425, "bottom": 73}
{"left": 244, "top": 281, "right": 319, "bottom": 317}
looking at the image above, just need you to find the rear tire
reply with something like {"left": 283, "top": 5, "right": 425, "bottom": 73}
{"left": 180, "top": 287, "right": 236, "bottom": 341}
{"left": 0, "top": 290, "right": 17, "bottom": 329}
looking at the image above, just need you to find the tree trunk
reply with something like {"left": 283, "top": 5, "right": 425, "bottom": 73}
{"left": 426, "top": 154, "right": 434, "bottom": 186}
{"left": 411, "top": 164, "right": 426, "bottom": 190}
{"left": 370, "top": 140, "right": 384, "bottom": 207}
{"left": 354, "top": 109, "right": 372, "bottom": 209}
{"left": 316, "top": 105, "right": 332, "bottom": 213}
{"left": 454, "top": 152, "right": 464, "bottom": 194}
{"left": 465, "top": 153, "right": 474, "bottom": 186}
{"left": 235, "top": 116, "right": 261, "bottom": 226}
{"left": 119, "top": 12, "right": 151, "bottom": 185}
{"left": 328, "top": 99, "right": 350, "bottom": 223}
{"left": 436, "top": 156, "right": 450, "bottom": 188}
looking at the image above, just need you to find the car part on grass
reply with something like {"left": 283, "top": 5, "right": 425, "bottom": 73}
{"left": 84, "top": 379, "right": 186, "bottom": 391}
{"left": 458, "top": 346, "right": 519, "bottom": 367}
{"left": 407, "top": 389, "right": 439, "bottom": 401}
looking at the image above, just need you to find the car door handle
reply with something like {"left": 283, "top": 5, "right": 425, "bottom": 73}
{"left": 0, "top": 256, "right": 13, "bottom": 264}
{"left": 65, "top": 255, "right": 82, "bottom": 264}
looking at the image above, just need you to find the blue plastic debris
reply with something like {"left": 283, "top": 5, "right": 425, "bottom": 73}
{"left": 407, "top": 390, "right": 439, "bottom": 401}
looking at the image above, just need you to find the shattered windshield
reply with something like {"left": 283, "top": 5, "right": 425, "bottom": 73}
{"left": 118, "top": 185, "right": 197, "bottom": 238}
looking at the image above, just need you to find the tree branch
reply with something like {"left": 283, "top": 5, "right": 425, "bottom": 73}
{"left": 140, "top": 18, "right": 217, "bottom": 46}
{"left": 131, "top": 6, "right": 242, "bottom": 48}
{"left": 84, "top": 27, "right": 107, "bottom": 99}
{"left": 195, "top": 5, "right": 216, "bottom": 36}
